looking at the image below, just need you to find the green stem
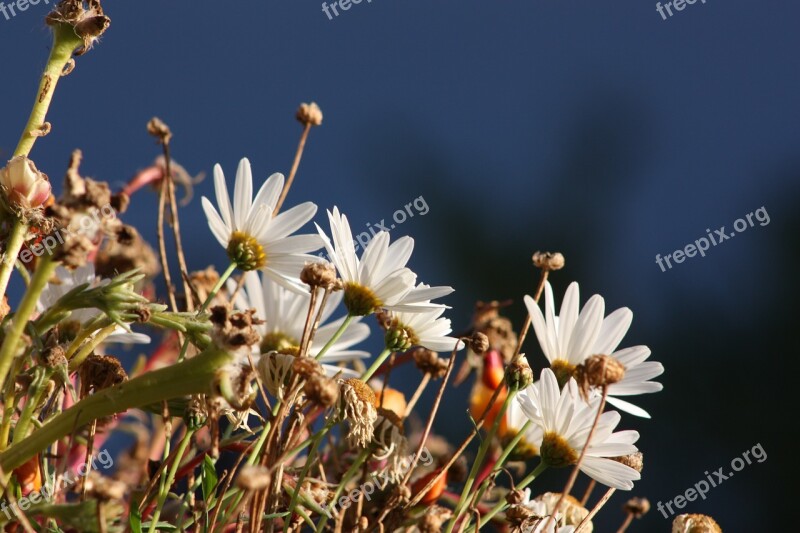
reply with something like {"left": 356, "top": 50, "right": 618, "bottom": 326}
{"left": 14, "top": 23, "right": 83, "bottom": 158}
{"left": 11, "top": 367, "right": 53, "bottom": 445}
{"left": 465, "top": 461, "right": 548, "bottom": 532}
{"left": 0, "top": 345, "right": 233, "bottom": 472}
{"left": 0, "top": 221, "right": 27, "bottom": 303}
{"left": 360, "top": 347, "right": 392, "bottom": 382}
{"left": 148, "top": 428, "right": 195, "bottom": 533}
{"left": 0, "top": 256, "right": 58, "bottom": 393}
{"left": 447, "top": 387, "right": 518, "bottom": 533}
{"left": 314, "top": 314, "right": 354, "bottom": 361}
{"left": 285, "top": 418, "right": 336, "bottom": 530}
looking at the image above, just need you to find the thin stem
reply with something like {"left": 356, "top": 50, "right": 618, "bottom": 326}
{"left": 274, "top": 123, "right": 312, "bottom": 215}
{"left": 580, "top": 479, "right": 596, "bottom": 506}
{"left": 314, "top": 314, "right": 354, "bottom": 361}
{"left": 447, "top": 387, "right": 518, "bottom": 533}
{"left": 148, "top": 428, "right": 195, "bottom": 533}
{"left": 285, "top": 419, "right": 335, "bottom": 530}
{"left": 0, "top": 221, "right": 27, "bottom": 302}
{"left": 164, "top": 143, "right": 194, "bottom": 312}
{"left": 543, "top": 386, "right": 609, "bottom": 532}
{"left": 0, "top": 256, "right": 58, "bottom": 392}
{"left": 360, "top": 347, "right": 392, "bottom": 381}
{"left": 67, "top": 323, "right": 117, "bottom": 370}
{"left": 157, "top": 174, "right": 179, "bottom": 313}
{"left": 616, "top": 512, "right": 634, "bottom": 533}
{"left": 575, "top": 487, "right": 615, "bottom": 532}
{"left": 403, "top": 373, "right": 431, "bottom": 417}
{"left": 314, "top": 447, "right": 372, "bottom": 533}
{"left": 14, "top": 24, "right": 82, "bottom": 157}
{"left": 202, "top": 262, "right": 236, "bottom": 311}
{"left": 466, "top": 461, "right": 548, "bottom": 532}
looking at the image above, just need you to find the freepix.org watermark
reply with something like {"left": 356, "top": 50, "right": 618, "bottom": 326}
{"left": 656, "top": 0, "right": 707, "bottom": 21}
{"left": 1, "top": 448, "right": 113, "bottom": 519}
{"left": 655, "top": 206, "right": 770, "bottom": 272}
{"left": 657, "top": 443, "right": 767, "bottom": 519}
{"left": 321, "top": 0, "right": 373, "bottom": 21}
{"left": 0, "top": 0, "right": 51, "bottom": 22}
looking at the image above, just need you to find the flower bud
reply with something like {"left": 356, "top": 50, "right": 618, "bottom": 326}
{"left": 296, "top": 102, "right": 323, "bottom": 127}
{"left": 624, "top": 497, "right": 650, "bottom": 518}
{"left": 469, "top": 332, "right": 490, "bottom": 354}
{"left": 300, "top": 261, "right": 337, "bottom": 289}
{"left": 505, "top": 359, "right": 533, "bottom": 390}
{"left": 0, "top": 156, "right": 51, "bottom": 210}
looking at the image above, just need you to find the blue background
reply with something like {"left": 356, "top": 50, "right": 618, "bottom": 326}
{"left": 2, "top": 0, "right": 797, "bottom": 530}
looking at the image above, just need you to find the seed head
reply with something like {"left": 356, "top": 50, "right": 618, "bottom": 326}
{"left": 300, "top": 261, "right": 337, "bottom": 289}
{"left": 623, "top": 497, "right": 650, "bottom": 519}
{"left": 304, "top": 373, "right": 339, "bottom": 407}
{"left": 532, "top": 251, "right": 565, "bottom": 271}
{"left": 469, "top": 332, "right": 490, "bottom": 354}
{"left": 575, "top": 354, "right": 625, "bottom": 399}
{"left": 612, "top": 451, "right": 644, "bottom": 473}
{"left": 296, "top": 102, "right": 323, "bottom": 127}
{"left": 339, "top": 378, "right": 378, "bottom": 448}
{"left": 411, "top": 347, "right": 449, "bottom": 379}
{"left": 672, "top": 514, "right": 722, "bottom": 533}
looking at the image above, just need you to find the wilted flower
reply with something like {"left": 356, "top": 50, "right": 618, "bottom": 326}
{"left": 339, "top": 378, "right": 378, "bottom": 448}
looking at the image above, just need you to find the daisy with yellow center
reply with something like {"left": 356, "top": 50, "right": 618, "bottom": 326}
{"left": 316, "top": 207, "right": 453, "bottom": 316}
{"left": 524, "top": 281, "right": 664, "bottom": 418}
{"left": 515, "top": 368, "right": 641, "bottom": 490}
{"left": 201, "top": 157, "right": 322, "bottom": 291}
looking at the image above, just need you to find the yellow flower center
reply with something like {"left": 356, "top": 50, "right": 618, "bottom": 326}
{"left": 227, "top": 231, "right": 266, "bottom": 271}
{"left": 343, "top": 282, "right": 382, "bottom": 316}
{"left": 261, "top": 331, "right": 299, "bottom": 356}
{"left": 540, "top": 431, "right": 579, "bottom": 468}
{"left": 551, "top": 359, "right": 577, "bottom": 388}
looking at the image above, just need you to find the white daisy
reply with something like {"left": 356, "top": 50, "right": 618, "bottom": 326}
{"left": 516, "top": 368, "right": 641, "bottom": 490}
{"left": 37, "top": 264, "right": 150, "bottom": 345}
{"left": 384, "top": 304, "right": 464, "bottom": 353}
{"left": 315, "top": 207, "right": 453, "bottom": 316}
{"left": 503, "top": 386, "right": 545, "bottom": 458}
{"left": 229, "top": 271, "right": 370, "bottom": 363}
{"left": 201, "top": 157, "right": 322, "bottom": 291}
{"left": 524, "top": 282, "right": 663, "bottom": 418}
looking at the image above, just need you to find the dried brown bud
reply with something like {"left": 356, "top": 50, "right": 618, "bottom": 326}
{"left": 532, "top": 251, "right": 565, "bottom": 271}
{"left": 575, "top": 354, "right": 625, "bottom": 399}
{"left": 411, "top": 347, "right": 449, "bottom": 379}
{"left": 672, "top": 514, "right": 722, "bottom": 533}
{"left": 79, "top": 354, "right": 127, "bottom": 392}
{"left": 83, "top": 472, "right": 126, "bottom": 501}
{"left": 304, "top": 373, "right": 339, "bottom": 407}
{"left": 612, "top": 451, "right": 644, "bottom": 473}
{"left": 293, "top": 357, "right": 323, "bottom": 379}
{"left": 624, "top": 497, "right": 650, "bottom": 518}
{"left": 147, "top": 117, "right": 172, "bottom": 144}
{"left": 469, "top": 332, "right": 490, "bottom": 354}
{"left": 110, "top": 191, "right": 129, "bottom": 214}
{"left": 235, "top": 465, "right": 271, "bottom": 491}
{"left": 95, "top": 225, "right": 159, "bottom": 279}
{"left": 296, "top": 102, "right": 323, "bottom": 127}
{"left": 418, "top": 505, "right": 452, "bottom": 533}
{"left": 300, "top": 261, "right": 337, "bottom": 289}
{"left": 210, "top": 307, "right": 263, "bottom": 350}
{"left": 505, "top": 488, "right": 526, "bottom": 506}
{"left": 40, "top": 344, "right": 67, "bottom": 368}
{"left": 505, "top": 504, "right": 535, "bottom": 526}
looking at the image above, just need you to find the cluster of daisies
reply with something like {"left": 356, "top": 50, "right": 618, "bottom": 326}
{"left": 194, "top": 155, "right": 670, "bottom": 530}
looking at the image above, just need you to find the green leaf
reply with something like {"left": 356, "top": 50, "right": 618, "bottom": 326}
{"left": 129, "top": 509, "right": 143, "bottom": 533}
{"left": 202, "top": 454, "right": 218, "bottom": 502}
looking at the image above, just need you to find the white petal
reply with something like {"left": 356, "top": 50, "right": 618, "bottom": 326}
{"left": 264, "top": 202, "right": 319, "bottom": 240}
{"left": 213, "top": 164, "right": 234, "bottom": 230}
{"left": 233, "top": 158, "right": 253, "bottom": 229}
{"left": 593, "top": 307, "right": 633, "bottom": 355}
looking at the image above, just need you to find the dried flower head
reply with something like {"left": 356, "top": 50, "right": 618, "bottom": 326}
{"left": 411, "top": 346, "right": 449, "bottom": 379}
{"left": 235, "top": 465, "right": 271, "bottom": 491}
{"left": 612, "top": 451, "right": 644, "bottom": 473}
{"left": 575, "top": 354, "right": 626, "bottom": 399}
{"left": 532, "top": 251, "right": 565, "bottom": 271}
{"left": 95, "top": 225, "right": 160, "bottom": 279}
{"left": 0, "top": 156, "right": 51, "bottom": 212}
{"left": 296, "top": 102, "right": 324, "bottom": 127}
{"left": 418, "top": 505, "right": 452, "bottom": 533}
{"left": 339, "top": 378, "right": 378, "bottom": 448}
{"left": 672, "top": 514, "right": 722, "bottom": 533}
{"left": 372, "top": 408, "right": 409, "bottom": 482}
{"left": 209, "top": 306, "right": 263, "bottom": 352}
{"left": 257, "top": 351, "right": 294, "bottom": 400}
{"left": 472, "top": 300, "right": 519, "bottom": 363}
{"left": 78, "top": 354, "right": 127, "bottom": 393}
{"left": 469, "top": 331, "right": 490, "bottom": 354}
{"left": 83, "top": 471, "right": 126, "bottom": 501}
{"left": 623, "top": 497, "right": 650, "bottom": 518}
{"left": 304, "top": 373, "right": 339, "bottom": 407}
{"left": 300, "top": 261, "right": 337, "bottom": 289}
{"left": 46, "top": 0, "right": 111, "bottom": 56}
{"left": 532, "top": 492, "right": 592, "bottom": 530}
